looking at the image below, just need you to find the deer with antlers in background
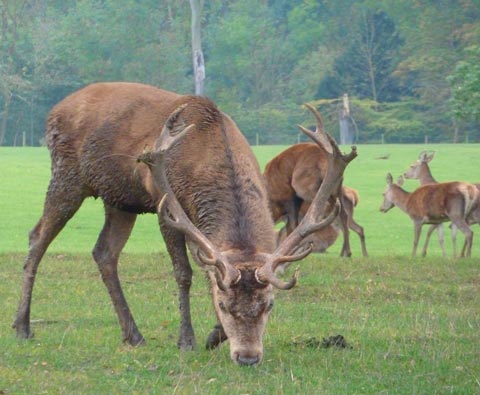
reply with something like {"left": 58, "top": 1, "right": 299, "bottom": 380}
{"left": 380, "top": 173, "right": 478, "bottom": 257}
{"left": 263, "top": 105, "right": 367, "bottom": 257}
{"left": 404, "top": 150, "right": 480, "bottom": 257}
{"left": 13, "top": 82, "right": 356, "bottom": 366}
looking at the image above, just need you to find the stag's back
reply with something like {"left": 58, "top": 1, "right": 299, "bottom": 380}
{"left": 406, "top": 181, "right": 478, "bottom": 221}
{"left": 164, "top": 101, "right": 276, "bottom": 253}
{"left": 46, "top": 82, "right": 183, "bottom": 213}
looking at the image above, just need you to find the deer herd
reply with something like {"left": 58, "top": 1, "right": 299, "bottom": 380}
{"left": 12, "top": 82, "right": 479, "bottom": 365}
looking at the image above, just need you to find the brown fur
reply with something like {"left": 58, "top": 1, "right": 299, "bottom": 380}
{"left": 264, "top": 143, "right": 368, "bottom": 257}
{"left": 380, "top": 174, "right": 478, "bottom": 257}
{"left": 404, "top": 152, "right": 480, "bottom": 257}
{"left": 13, "top": 82, "right": 280, "bottom": 366}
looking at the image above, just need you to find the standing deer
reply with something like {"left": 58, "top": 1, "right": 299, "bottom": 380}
{"left": 263, "top": 109, "right": 367, "bottom": 258}
{"left": 275, "top": 186, "right": 363, "bottom": 254}
{"left": 403, "top": 151, "right": 447, "bottom": 256}
{"left": 380, "top": 173, "right": 478, "bottom": 257}
{"left": 404, "top": 150, "right": 480, "bottom": 257}
{"left": 13, "top": 82, "right": 356, "bottom": 366}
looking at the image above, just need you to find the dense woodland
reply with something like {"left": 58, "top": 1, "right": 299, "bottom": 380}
{"left": 0, "top": 0, "right": 479, "bottom": 146}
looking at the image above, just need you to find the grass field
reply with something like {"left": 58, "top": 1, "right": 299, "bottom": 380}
{"left": 1, "top": 144, "right": 479, "bottom": 394}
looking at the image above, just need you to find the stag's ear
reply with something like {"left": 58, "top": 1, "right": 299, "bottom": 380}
{"left": 386, "top": 173, "right": 393, "bottom": 185}
{"left": 397, "top": 175, "right": 404, "bottom": 186}
{"left": 419, "top": 150, "right": 428, "bottom": 161}
{"left": 426, "top": 151, "right": 435, "bottom": 162}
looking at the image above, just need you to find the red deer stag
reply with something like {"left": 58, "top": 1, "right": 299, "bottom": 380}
{"left": 13, "top": 82, "right": 356, "bottom": 366}
{"left": 264, "top": 110, "right": 367, "bottom": 258}
{"left": 404, "top": 150, "right": 480, "bottom": 257}
{"left": 275, "top": 186, "right": 363, "bottom": 254}
{"left": 380, "top": 173, "right": 478, "bottom": 257}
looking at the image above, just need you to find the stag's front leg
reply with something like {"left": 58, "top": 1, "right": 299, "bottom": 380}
{"left": 422, "top": 224, "right": 444, "bottom": 257}
{"left": 206, "top": 323, "right": 228, "bottom": 350}
{"left": 160, "top": 223, "right": 196, "bottom": 350}
{"left": 92, "top": 205, "right": 144, "bottom": 346}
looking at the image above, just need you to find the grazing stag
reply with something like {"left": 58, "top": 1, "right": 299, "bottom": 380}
{"left": 404, "top": 150, "right": 480, "bottom": 257}
{"left": 275, "top": 186, "right": 364, "bottom": 254}
{"left": 264, "top": 106, "right": 367, "bottom": 257}
{"left": 13, "top": 82, "right": 356, "bottom": 366}
{"left": 380, "top": 173, "right": 478, "bottom": 257}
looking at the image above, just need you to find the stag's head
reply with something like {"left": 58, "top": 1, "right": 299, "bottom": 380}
{"left": 380, "top": 173, "right": 404, "bottom": 212}
{"left": 404, "top": 150, "right": 435, "bottom": 179}
{"left": 140, "top": 102, "right": 356, "bottom": 365}
{"left": 206, "top": 256, "right": 273, "bottom": 365}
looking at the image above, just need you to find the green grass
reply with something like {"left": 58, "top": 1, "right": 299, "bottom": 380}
{"left": 1, "top": 145, "right": 480, "bottom": 394}
{"left": 2, "top": 144, "right": 480, "bottom": 256}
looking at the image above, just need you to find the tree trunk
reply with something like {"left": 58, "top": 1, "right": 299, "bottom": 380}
{"left": 190, "top": 0, "right": 205, "bottom": 95}
{"left": 452, "top": 117, "right": 459, "bottom": 143}
{"left": 339, "top": 94, "right": 355, "bottom": 144}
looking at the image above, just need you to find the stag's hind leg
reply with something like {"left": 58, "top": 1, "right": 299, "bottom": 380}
{"left": 13, "top": 176, "right": 87, "bottom": 339}
{"left": 339, "top": 206, "right": 352, "bottom": 257}
{"left": 450, "top": 220, "right": 473, "bottom": 258}
{"left": 159, "top": 222, "right": 196, "bottom": 350}
{"left": 92, "top": 204, "right": 144, "bottom": 346}
{"left": 283, "top": 196, "right": 303, "bottom": 235}
{"left": 342, "top": 197, "right": 368, "bottom": 257}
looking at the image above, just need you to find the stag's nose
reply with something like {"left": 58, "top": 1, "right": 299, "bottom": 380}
{"left": 237, "top": 354, "right": 260, "bottom": 366}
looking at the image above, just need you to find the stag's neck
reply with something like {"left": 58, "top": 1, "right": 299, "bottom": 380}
{"left": 419, "top": 163, "right": 437, "bottom": 185}
{"left": 391, "top": 186, "right": 411, "bottom": 213}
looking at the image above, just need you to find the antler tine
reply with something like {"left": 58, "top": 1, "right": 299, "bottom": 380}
{"left": 256, "top": 104, "right": 357, "bottom": 289}
{"left": 153, "top": 105, "right": 240, "bottom": 290}
{"left": 298, "top": 103, "right": 333, "bottom": 154}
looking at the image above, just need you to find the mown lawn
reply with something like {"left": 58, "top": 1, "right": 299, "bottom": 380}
{"left": 0, "top": 144, "right": 479, "bottom": 394}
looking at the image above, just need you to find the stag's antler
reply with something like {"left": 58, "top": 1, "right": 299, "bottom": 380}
{"left": 145, "top": 104, "right": 241, "bottom": 291}
{"left": 256, "top": 103, "right": 357, "bottom": 289}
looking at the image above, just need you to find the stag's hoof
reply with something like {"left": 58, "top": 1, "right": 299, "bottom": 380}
{"left": 124, "top": 333, "right": 145, "bottom": 347}
{"left": 205, "top": 324, "right": 227, "bottom": 350}
{"left": 13, "top": 321, "right": 34, "bottom": 340}
{"left": 177, "top": 338, "right": 196, "bottom": 351}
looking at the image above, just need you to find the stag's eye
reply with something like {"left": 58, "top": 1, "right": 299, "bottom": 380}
{"left": 218, "top": 301, "right": 227, "bottom": 313}
{"left": 266, "top": 300, "right": 274, "bottom": 312}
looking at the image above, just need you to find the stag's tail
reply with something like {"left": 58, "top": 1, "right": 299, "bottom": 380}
{"left": 460, "top": 183, "right": 479, "bottom": 218}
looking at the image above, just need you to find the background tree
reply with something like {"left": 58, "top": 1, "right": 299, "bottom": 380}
{"left": 190, "top": 0, "right": 205, "bottom": 95}
{"left": 316, "top": 8, "right": 404, "bottom": 102}
{"left": 0, "top": 0, "right": 479, "bottom": 145}
{"left": 448, "top": 45, "right": 480, "bottom": 123}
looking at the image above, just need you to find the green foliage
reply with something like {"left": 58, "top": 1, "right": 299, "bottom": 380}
{"left": 448, "top": 45, "right": 480, "bottom": 122}
{"left": 1, "top": 0, "right": 480, "bottom": 145}
{"left": 317, "top": 8, "right": 404, "bottom": 102}
{"left": 352, "top": 99, "right": 429, "bottom": 143}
